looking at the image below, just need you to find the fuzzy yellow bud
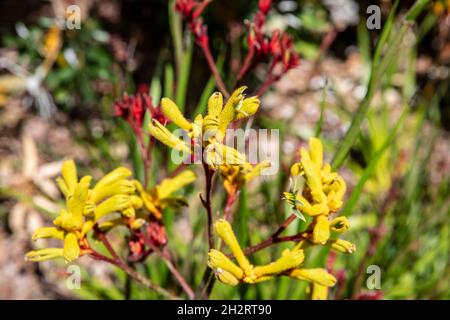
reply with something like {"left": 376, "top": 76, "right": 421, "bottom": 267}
{"left": 63, "top": 232, "right": 80, "bottom": 263}
{"left": 53, "top": 208, "right": 83, "bottom": 232}
{"left": 90, "top": 179, "right": 135, "bottom": 204}
{"left": 207, "top": 92, "right": 223, "bottom": 118}
{"left": 289, "top": 268, "right": 337, "bottom": 287}
{"left": 130, "top": 218, "right": 147, "bottom": 230}
{"left": 214, "top": 268, "right": 240, "bottom": 286}
{"left": 61, "top": 160, "right": 78, "bottom": 194}
{"left": 214, "top": 219, "right": 252, "bottom": 274}
{"left": 234, "top": 96, "right": 260, "bottom": 120}
{"left": 208, "top": 249, "right": 244, "bottom": 280}
{"left": 94, "top": 194, "right": 133, "bottom": 221}
{"left": 26, "top": 248, "right": 64, "bottom": 262}
{"left": 148, "top": 119, "right": 191, "bottom": 153}
{"left": 93, "top": 167, "right": 132, "bottom": 192}
{"left": 330, "top": 216, "right": 350, "bottom": 233}
{"left": 310, "top": 283, "right": 328, "bottom": 300}
{"left": 328, "top": 238, "right": 356, "bottom": 254}
{"left": 308, "top": 137, "right": 323, "bottom": 169}
{"left": 32, "top": 227, "right": 64, "bottom": 241}
{"left": 161, "top": 98, "right": 192, "bottom": 131}
{"left": 312, "top": 215, "right": 330, "bottom": 244}
{"left": 156, "top": 170, "right": 196, "bottom": 200}
{"left": 253, "top": 249, "right": 305, "bottom": 277}
{"left": 218, "top": 86, "right": 247, "bottom": 132}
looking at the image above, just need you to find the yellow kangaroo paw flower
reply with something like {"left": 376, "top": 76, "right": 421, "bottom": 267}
{"left": 25, "top": 248, "right": 64, "bottom": 262}
{"left": 208, "top": 249, "right": 244, "bottom": 280}
{"left": 327, "top": 238, "right": 356, "bottom": 254}
{"left": 63, "top": 232, "right": 80, "bottom": 263}
{"left": 214, "top": 219, "right": 252, "bottom": 274}
{"left": 61, "top": 159, "right": 78, "bottom": 193}
{"left": 207, "top": 92, "right": 223, "bottom": 118}
{"left": 288, "top": 268, "right": 337, "bottom": 287}
{"left": 253, "top": 249, "right": 304, "bottom": 277}
{"left": 310, "top": 283, "right": 328, "bottom": 300}
{"left": 161, "top": 97, "right": 192, "bottom": 131}
{"left": 32, "top": 227, "right": 64, "bottom": 241}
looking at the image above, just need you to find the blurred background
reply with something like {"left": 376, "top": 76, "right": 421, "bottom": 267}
{"left": 0, "top": 0, "right": 449, "bottom": 299}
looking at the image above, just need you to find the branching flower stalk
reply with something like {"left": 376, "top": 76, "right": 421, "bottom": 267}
{"left": 206, "top": 138, "right": 355, "bottom": 299}
{"left": 175, "top": 0, "right": 300, "bottom": 96}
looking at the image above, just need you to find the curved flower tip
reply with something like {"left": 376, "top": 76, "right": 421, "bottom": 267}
{"left": 207, "top": 91, "right": 223, "bottom": 118}
{"left": 289, "top": 268, "right": 337, "bottom": 287}
{"left": 328, "top": 238, "right": 356, "bottom": 254}
{"left": 218, "top": 86, "right": 247, "bottom": 130}
{"left": 253, "top": 248, "right": 305, "bottom": 277}
{"left": 214, "top": 219, "right": 252, "bottom": 272}
{"left": 214, "top": 268, "right": 240, "bottom": 286}
{"left": 61, "top": 159, "right": 78, "bottom": 193}
{"left": 308, "top": 137, "right": 323, "bottom": 169}
{"left": 312, "top": 215, "right": 331, "bottom": 244}
{"left": 208, "top": 249, "right": 244, "bottom": 280}
{"left": 156, "top": 170, "right": 196, "bottom": 200}
{"left": 330, "top": 216, "right": 350, "bottom": 233}
{"left": 148, "top": 119, "right": 191, "bottom": 153}
{"left": 94, "top": 194, "right": 135, "bottom": 221}
{"left": 32, "top": 227, "right": 64, "bottom": 241}
{"left": 130, "top": 218, "right": 147, "bottom": 230}
{"left": 91, "top": 167, "right": 133, "bottom": 197}
{"left": 26, "top": 248, "right": 64, "bottom": 262}
{"left": 161, "top": 97, "right": 192, "bottom": 131}
{"left": 310, "top": 283, "right": 329, "bottom": 300}
{"left": 235, "top": 95, "right": 260, "bottom": 120}
{"left": 63, "top": 232, "right": 80, "bottom": 263}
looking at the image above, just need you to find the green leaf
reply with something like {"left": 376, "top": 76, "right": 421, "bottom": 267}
{"left": 341, "top": 107, "right": 408, "bottom": 216}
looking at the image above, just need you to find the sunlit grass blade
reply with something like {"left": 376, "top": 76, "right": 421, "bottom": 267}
{"left": 341, "top": 107, "right": 408, "bottom": 216}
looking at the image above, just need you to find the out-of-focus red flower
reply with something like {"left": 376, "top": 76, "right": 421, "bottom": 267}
{"left": 258, "top": 0, "right": 272, "bottom": 15}
{"left": 137, "top": 83, "right": 149, "bottom": 94}
{"left": 114, "top": 93, "right": 146, "bottom": 130}
{"left": 127, "top": 221, "right": 168, "bottom": 261}
{"left": 244, "top": 2, "right": 300, "bottom": 79}
{"left": 175, "top": 0, "right": 197, "bottom": 17}
{"left": 175, "top": 0, "right": 211, "bottom": 45}
{"left": 146, "top": 222, "right": 168, "bottom": 247}
{"left": 129, "top": 236, "right": 146, "bottom": 259}
{"left": 114, "top": 92, "right": 168, "bottom": 139}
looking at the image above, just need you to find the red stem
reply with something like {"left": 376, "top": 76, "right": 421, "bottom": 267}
{"left": 88, "top": 233, "right": 178, "bottom": 299}
{"left": 223, "top": 191, "right": 238, "bottom": 221}
{"left": 199, "top": 41, "right": 230, "bottom": 98}
{"left": 160, "top": 250, "right": 195, "bottom": 300}
{"left": 236, "top": 45, "right": 255, "bottom": 82}
{"left": 200, "top": 161, "right": 215, "bottom": 250}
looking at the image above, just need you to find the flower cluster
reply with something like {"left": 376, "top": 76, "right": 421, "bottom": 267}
{"left": 148, "top": 87, "right": 269, "bottom": 191}
{"left": 114, "top": 92, "right": 166, "bottom": 141}
{"left": 26, "top": 160, "right": 195, "bottom": 263}
{"left": 175, "top": 0, "right": 211, "bottom": 45}
{"left": 238, "top": 0, "right": 300, "bottom": 81}
{"left": 288, "top": 138, "right": 354, "bottom": 250}
{"left": 208, "top": 138, "right": 355, "bottom": 299}
{"left": 26, "top": 160, "right": 142, "bottom": 262}
{"left": 208, "top": 219, "right": 336, "bottom": 299}
{"left": 175, "top": 0, "right": 300, "bottom": 96}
